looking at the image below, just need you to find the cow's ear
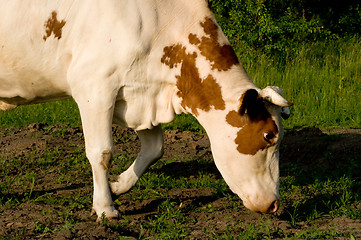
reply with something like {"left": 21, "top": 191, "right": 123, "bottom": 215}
{"left": 239, "top": 89, "right": 259, "bottom": 116}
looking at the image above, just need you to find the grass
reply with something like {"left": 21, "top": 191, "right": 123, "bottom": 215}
{"left": 0, "top": 99, "right": 81, "bottom": 128}
{"left": 240, "top": 37, "right": 361, "bottom": 129}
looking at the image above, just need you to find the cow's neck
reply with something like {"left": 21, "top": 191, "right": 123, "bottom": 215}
{"left": 158, "top": 14, "right": 255, "bottom": 120}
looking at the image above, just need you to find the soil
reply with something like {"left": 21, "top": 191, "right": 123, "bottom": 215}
{"left": 0, "top": 124, "right": 360, "bottom": 239}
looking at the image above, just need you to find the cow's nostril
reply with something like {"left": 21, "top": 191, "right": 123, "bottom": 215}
{"left": 267, "top": 200, "right": 279, "bottom": 214}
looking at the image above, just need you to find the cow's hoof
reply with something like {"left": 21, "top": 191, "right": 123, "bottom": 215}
{"left": 92, "top": 208, "right": 120, "bottom": 222}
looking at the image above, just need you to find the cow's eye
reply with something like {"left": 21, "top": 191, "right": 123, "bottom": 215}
{"left": 263, "top": 132, "right": 275, "bottom": 143}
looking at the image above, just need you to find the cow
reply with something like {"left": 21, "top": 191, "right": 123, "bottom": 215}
{"left": 0, "top": 0, "right": 292, "bottom": 220}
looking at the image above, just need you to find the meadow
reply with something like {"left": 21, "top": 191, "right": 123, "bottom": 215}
{"left": 0, "top": 1, "right": 361, "bottom": 238}
{"left": 242, "top": 37, "right": 361, "bottom": 129}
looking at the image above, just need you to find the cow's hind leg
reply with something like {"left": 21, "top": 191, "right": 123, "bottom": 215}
{"left": 74, "top": 94, "right": 119, "bottom": 220}
{"left": 110, "top": 125, "right": 164, "bottom": 195}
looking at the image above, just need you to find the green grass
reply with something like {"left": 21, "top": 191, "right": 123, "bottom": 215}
{"left": 0, "top": 99, "right": 80, "bottom": 128}
{"left": 241, "top": 37, "right": 361, "bottom": 129}
{"left": 0, "top": 38, "right": 360, "bottom": 130}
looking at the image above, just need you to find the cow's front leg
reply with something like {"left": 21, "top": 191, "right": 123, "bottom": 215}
{"left": 74, "top": 95, "right": 119, "bottom": 220}
{"left": 110, "top": 125, "right": 164, "bottom": 195}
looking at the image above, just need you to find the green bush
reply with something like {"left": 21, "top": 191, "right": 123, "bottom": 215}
{"left": 209, "top": 0, "right": 360, "bottom": 56}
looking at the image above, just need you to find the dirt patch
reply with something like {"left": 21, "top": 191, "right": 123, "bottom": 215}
{"left": 0, "top": 124, "right": 360, "bottom": 239}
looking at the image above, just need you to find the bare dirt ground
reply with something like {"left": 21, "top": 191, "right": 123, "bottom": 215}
{"left": 0, "top": 124, "right": 360, "bottom": 239}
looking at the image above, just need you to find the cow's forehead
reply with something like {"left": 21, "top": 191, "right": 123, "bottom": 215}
{"left": 161, "top": 17, "right": 239, "bottom": 116}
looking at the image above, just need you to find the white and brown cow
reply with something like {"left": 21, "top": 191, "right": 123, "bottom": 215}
{"left": 0, "top": 0, "right": 292, "bottom": 219}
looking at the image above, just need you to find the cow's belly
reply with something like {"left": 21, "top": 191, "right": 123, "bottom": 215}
{"left": 0, "top": 40, "right": 72, "bottom": 108}
{"left": 0, "top": 66, "right": 71, "bottom": 108}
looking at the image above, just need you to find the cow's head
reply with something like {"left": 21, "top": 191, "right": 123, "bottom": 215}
{"left": 205, "top": 86, "right": 292, "bottom": 213}
{"left": 161, "top": 16, "right": 292, "bottom": 213}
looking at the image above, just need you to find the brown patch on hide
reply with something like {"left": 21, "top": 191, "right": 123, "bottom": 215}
{"left": 189, "top": 17, "right": 239, "bottom": 71}
{"left": 225, "top": 110, "right": 245, "bottom": 128}
{"left": 226, "top": 91, "right": 278, "bottom": 155}
{"left": 161, "top": 17, "right": 240, "bottom": 115}
{"left": 43, "top": 11, "right": 66, "bottom": 41}
{"left": 161, "top": 44, "right": 225, "bottom": 116}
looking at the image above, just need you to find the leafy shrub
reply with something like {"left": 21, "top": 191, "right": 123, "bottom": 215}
{"left": 209, "top": 0, "right": 360, "bottom": 56}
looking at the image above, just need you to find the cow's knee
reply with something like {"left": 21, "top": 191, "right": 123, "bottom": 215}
{"left": 87, "top": 148, "right": 113, "bottom": 169}
{"left": 100, "top": 149, "right": 112, "bottom": 169}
